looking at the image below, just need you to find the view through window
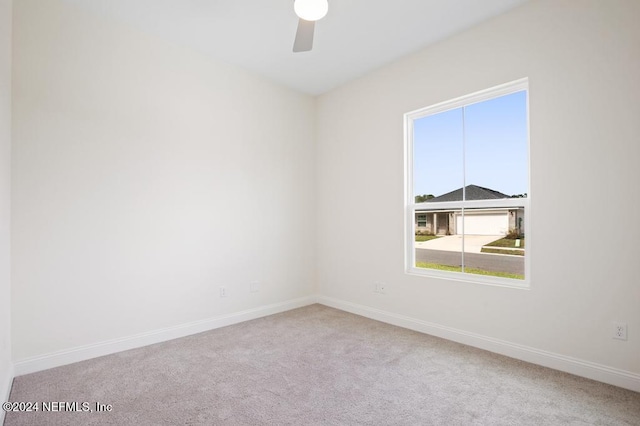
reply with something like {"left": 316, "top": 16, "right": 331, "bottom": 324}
{"left": 405, "top": 79, "right": 529, "bottom": 285}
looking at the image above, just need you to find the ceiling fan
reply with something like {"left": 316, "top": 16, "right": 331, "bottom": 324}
{"left": 292, "top": 0, "right": 328, "bottom": 52}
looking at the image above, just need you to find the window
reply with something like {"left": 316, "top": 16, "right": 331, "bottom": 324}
{"left": 416, "top": 214, "right": 428, "bottom": 228}
{"left": 405, "top": 79, "right": 530, "bottom": 287}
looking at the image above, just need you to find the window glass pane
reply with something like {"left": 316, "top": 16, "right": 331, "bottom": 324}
{"left": 460, "top": 208, "right": 525, "bottom": 280}
{"left": 464, "top": 91, "right": 528, "bottom": 200}
{"left": 414, "top": 210, "right": 463, "bottom": 273}
{"left": 462, "top": 91, "right": 528, "bottom": 280}
{"left": 413, "top": 108, "right": 464, "bottom": 203}
{"left": 413, "top": 108, "right": 464, "bottom": 272}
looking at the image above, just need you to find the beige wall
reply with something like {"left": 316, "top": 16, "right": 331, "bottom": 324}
{"left": 317, "top": 0, "right": 640, "bottom": 375}
{"left": 11, "top": 0, "right": 316, "bottom": 360}
{"left": 0, "top": 0, "right": 12, "bottom": 412}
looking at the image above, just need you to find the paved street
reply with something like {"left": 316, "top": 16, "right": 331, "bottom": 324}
{"left": 415, "top": 235, "right": 502, "bottom": 253}
{"left": 415, "top": 248, "right": 524, "bottom": 275}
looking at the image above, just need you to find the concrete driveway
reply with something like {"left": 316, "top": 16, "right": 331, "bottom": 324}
{"left": 415, "top": 235, "right": 502, "bottom": 253}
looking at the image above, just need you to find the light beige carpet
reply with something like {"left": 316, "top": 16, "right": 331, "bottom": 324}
{"left": 5, "top": 304, "right": 640, "bottom": 425}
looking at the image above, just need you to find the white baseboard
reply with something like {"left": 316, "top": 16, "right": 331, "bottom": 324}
{"left": 317, "top": 296, "right": 640, "bottom": 393}
{"left": 14, "top": 296, "right": 316, "bottom": 377}
{"left": 11, "top": 295, "right": 640, "bottom": 394}
{"left": 0, "top": 364, "right": 14, "bottom": 425}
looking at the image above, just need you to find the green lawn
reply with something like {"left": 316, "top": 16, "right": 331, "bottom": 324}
{"left": 481, "top": 247, "right": 524, "bottom": 256}
{"left": 482, "top": 237, "right": 525, "bottom": 256}
{"left": 415, "top": 235, "right": 440, "bottom": 242}
{"left": 485, "top": 237, "right": 525, "bottom": 248}
{"left": 416, "top": 262, "right": 524, "bottom": 280}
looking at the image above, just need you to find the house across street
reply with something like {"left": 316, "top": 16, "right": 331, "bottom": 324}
{"left": 415, "top": 185, "right": 525, "bottom": 237}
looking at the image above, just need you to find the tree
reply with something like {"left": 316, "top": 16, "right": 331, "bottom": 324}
{"left": 415, "top": 194, "right": 434, "bottom": 203}
{"left": 510, "top": 193, "right": 528, "bottom": 198}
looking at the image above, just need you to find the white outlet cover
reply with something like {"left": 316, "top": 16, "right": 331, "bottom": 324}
{"left": 612, "top": 322, "right": 627, "bottom": 340}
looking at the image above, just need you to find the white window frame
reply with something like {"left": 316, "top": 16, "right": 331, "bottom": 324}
{"left": 404, "top": 78, "right": 531, "bottom": 289}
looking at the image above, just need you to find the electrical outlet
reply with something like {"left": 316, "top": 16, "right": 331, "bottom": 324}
{"left": 374, "top": 281, "right": 386, "bottom": 294}
{"left": 612, "top": 322, "right": 627, "bottom": 340}
{"left": 250, "top": 281, "right": 260, "bottom": 293}
{"left": 219, "top": 286, "right": 227, "bottom": 298}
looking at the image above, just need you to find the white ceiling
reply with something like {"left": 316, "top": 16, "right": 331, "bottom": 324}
{"left": 62, "top": 0, "right": 530, "bottom": 95}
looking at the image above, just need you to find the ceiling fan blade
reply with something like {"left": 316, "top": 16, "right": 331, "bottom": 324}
{"left": 293, "top": 18, "right": 315, "bottom": 52}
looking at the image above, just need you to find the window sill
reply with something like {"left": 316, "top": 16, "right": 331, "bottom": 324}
{"left": 405, "top": 267, "right": 530, "bottom": 290}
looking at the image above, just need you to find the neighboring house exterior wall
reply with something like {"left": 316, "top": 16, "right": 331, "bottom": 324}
{"left": 416, "top": 211, "right": 455, "bottom": 235}
{"left": 509, "top": 208, "right": 525, "bottom": 236}
{"left": 415, "top": 208, "right": 525, "bottom": 236}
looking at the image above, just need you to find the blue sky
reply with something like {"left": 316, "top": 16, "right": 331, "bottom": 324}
{"left": 413, "top": 91, "right": 528, "bottom": 198}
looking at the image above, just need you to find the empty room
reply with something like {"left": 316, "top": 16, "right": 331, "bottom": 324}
{"left": 1, "top": 0, "right": 639, "bottom": 424}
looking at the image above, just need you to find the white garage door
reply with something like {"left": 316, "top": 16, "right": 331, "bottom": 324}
{"left": 455, "top": 212, "right": 508, "bottom": 236}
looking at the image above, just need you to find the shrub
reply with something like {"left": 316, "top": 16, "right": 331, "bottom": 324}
{"left": 505, "top": 228, "right": 523, "bottom": 239}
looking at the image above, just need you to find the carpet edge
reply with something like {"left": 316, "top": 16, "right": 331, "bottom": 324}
{"left": 13, "top": 295, "right": 319, "bottom": 377}
{"left": 0, "top": 364, "right": 14, "bottom": 424}
{"left": 317, "top": 295, "right": 640, "bottom": 393}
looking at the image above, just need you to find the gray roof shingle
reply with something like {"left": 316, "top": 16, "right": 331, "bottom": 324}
{"left": 427, "top": 185, "right": 509, "bottom": 202}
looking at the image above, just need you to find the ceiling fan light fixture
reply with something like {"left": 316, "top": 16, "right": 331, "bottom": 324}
{"left": 294, "top": 0, "right": 328, "bottom": 22}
